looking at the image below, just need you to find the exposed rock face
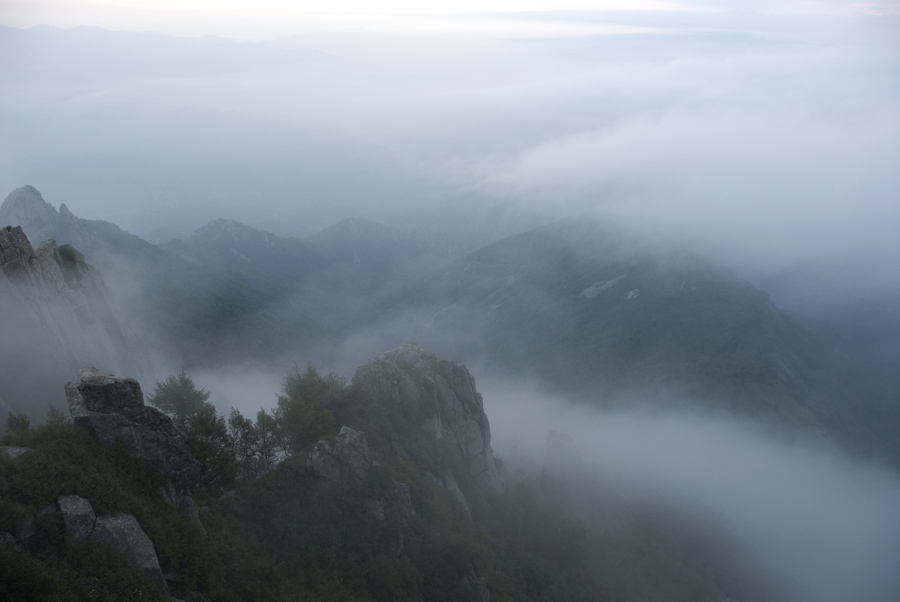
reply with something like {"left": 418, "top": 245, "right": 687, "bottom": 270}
{"left": 66, "top": 368, "right": 200, "bottom": 481}
{"left": 306, "top": 426, "right": 372, "bottom": 484}
{"left": 57, "top": 493, "right": 167, "bottom": 588}
{"left": 0, "top": 223, "right": 153, "bottom": 419}
{"left": 354, "top": 344, "right": 504, "bottom": 493}
{"left": 92, "top": 514, "right": 167, "bottom": 587}
{"left": 58, "top": 494, "right": 96, "bottom": 546}
{"left": 1, "top": 186, "right": 112, "bottom": 261}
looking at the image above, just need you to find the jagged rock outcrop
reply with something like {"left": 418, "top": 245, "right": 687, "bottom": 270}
{"left": 0, "top": 224, "right": 154, "bottom": 419}
{"left": 354, "top": 344, "right": 504, "bottom": 493}
{"left": 2, "top": 185, "right": 328, "bottom": 370}
{"left": 58, "top": 494, "right": 167, "bottom": 589}
{"left": 66, "top": 368, "right": 200, "bottom": 481}
{"left": 306, "top": 426, "right": 372, "bottom": 484}
{"left": 1, "top": 186, "right": 117, "bottom": 261}
{"left": 307, "top": 426, "right": 417, "bottom": 521}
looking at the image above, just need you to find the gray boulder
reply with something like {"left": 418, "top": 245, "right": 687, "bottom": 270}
{"left": 354, "top": 344, "right": 504, "bottom": 493}
{"left": 58, "top": 494, "right": 96, "bottom": 546}
{"left": 306, "top": 426, "right": 372, "bottom": 484}
{"left": 91, "top": 514, "right": 167, "bottom": 588}
{"left": 66, "top": 367, "right": 200, "bottom": 481}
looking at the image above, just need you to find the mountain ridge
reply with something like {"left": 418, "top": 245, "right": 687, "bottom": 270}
{"left": 356, "top": 218, "right": 900, "bottom": 463}
{"left": 0, "top": 225, "right": 153, "bottom": 420}
{"left": 1, "top": 186, "right": 329, "bottom": 367}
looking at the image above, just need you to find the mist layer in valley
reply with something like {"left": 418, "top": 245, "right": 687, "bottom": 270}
{"left": 480, "top": 378, "right": 900, "bottom": 602}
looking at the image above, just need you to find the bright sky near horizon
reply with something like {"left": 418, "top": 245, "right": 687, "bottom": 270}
{"left": 2, "top": 0, "right": 897, "bottom": 39}
{"left": 1, "top": 0, "right": 898, "bottom": 290}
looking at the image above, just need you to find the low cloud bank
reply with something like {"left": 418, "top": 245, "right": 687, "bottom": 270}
{"left": 480, "top": 379, "right": 900, "bottom": 602}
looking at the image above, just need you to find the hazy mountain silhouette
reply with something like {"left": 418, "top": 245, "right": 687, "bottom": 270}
{"left": 1, "top": 186, "right": 328, "bottom": 367}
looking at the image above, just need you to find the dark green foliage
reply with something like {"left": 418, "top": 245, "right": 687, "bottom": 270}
{"left": 227, "top": 408, "right": 283, "bottom": 480}
{"left": 45, "top": 406, "right": 69, "bottom": 425}
{"left": 148, "top": 370, "right": 210, "bottom": 429}
{"left": 65, "top": 542, "right": 170, "bottom": 602}
{"left": 275, "top": 364, "right": 341, "bottom": 454}
{"left": 0, "top": 545, "right": 77, "bottom": 602}
{"left": 0, "top": 421, "right": 234, "bottom": 602}
{"left": 4, "top": 412, "right": 31, "bottom": 435}
{"left": 208, "top": 365, "right": 607, "bottom": 602}
{"left": 0, "top": 362, "right": 786, "bottom": 602}
{"left": 186, "top": 403, "right": 237, "bottom": 499}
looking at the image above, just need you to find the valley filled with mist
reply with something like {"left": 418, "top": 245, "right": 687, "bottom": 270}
{"left": 1, "top": 4, "right": 899, "bottom": 601}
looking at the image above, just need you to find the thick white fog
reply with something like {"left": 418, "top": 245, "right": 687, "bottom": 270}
{"left": 1, "top": 3, "right": 898, "bottom": 302}
{"left": 480, "top": 378, "right": 900, "bottom": 602}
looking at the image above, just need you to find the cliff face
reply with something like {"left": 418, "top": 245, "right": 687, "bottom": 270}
{"left": 354, "top": 344, "right": 504, "bottom": 494}
{"left": 0, "top": 226, "right": 154, "bottom": 419}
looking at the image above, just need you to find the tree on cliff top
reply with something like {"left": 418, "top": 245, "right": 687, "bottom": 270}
{"left": 148, "top": 370, "right": 210, "bottom": 430}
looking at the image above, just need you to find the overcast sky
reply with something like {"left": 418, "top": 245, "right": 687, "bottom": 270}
{"left": 1, "top": 1, "right": 898, "bottom": 296}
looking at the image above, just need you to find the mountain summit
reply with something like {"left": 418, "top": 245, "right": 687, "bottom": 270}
{"left": 0, "top": 226, "right": 153, "bottom": 419}
{"left": 1, "top": 186, "right": 327, "bottom": 367}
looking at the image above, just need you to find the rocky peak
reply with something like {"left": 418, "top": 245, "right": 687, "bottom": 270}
{"left": 354, "top": 344, "right": 504, "bottom": 494}
{"left": 0, "top": 225, "right": 34, "bottom": 270}
{"left": 0, "top": 186, "right": 83, "bottom": 248}
{"left": 0, "top": 186, "right": 146, "bottom": 266}
{"left": 0, "top": 228, "right": 154, "bottom": 418}
{"left": 66, "top": 368, "right": 200, "bottom": 481}
{"left": 67, "top": 367, "right": 146, "bottom": 419}
{"left": 0, "top": 186, "right": 59, "bottom": 235}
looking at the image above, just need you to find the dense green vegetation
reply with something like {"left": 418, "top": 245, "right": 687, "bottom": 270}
{"left": 1, "top": 363, "right": 782, "bottom": 601}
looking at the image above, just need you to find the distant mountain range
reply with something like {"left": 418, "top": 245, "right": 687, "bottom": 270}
{"left": 356, "top": 220, "right": 900, "bottom": 461}
{"left": 2, "top": 185, "right": 898, "bottom": 465}
{"left": 163, "top": 215, "right": 472, "bottom": 326}
{"left": 0, "top": 186, "right": 328, "bottom": 367}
